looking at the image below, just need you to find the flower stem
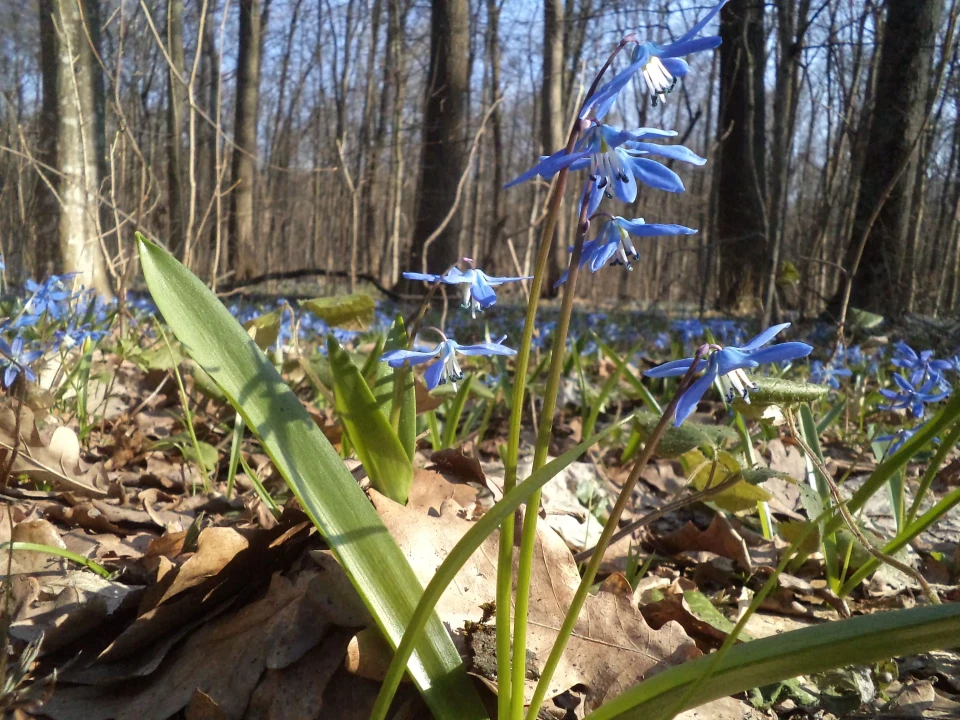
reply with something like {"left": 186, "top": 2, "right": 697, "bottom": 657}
{"left": 523, "top": 351, "right": 704, "bottom": 720}
{"left": 510, "top": 221, "right": 589, "bottom": 719}
{"left": 496, "top": 37, "right": 633, "bottom": 718}
{"left": 496, "top": 153, "right": 574, "bottom": 717}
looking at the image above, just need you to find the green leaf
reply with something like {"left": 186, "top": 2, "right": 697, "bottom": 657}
{"left": 383, "top": 315, "right": 416, "bottom": 460}
{"left": 136, "top": 235, "right": 486, "bottom": 720}
{"left": 740, "top": 467, "right": 792, "bottom": 485}
{"left": 684, "top": 451, "right": 772, "bottom": 513}
{"left": 442, "top": 375, "right": 474, "bottom": 448}
{"left": 585, "top": 602, "right": 960, "bottom": 720}
{"left": 633, "top": 411, "right": 712, "bottom": 458}
{"left": 243, "top": 309, "right": 283, "bottom": 350}
{"left": 847, "top": 307, "right": 884, "bottom": 330}
{"left": 327, "top": 335, "right": 413, "bottom": 504}
{"left": 301, "top": 293, "right": 376, "bottom": 330}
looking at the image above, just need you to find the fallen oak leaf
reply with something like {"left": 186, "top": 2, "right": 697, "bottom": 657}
{"left": 656, "top": 513, "right": 754, "bottom": 572}
{"left": 369, "top": 488, "right": 701, "bottom": 711}
{"left": 0, "top": 407, "right": 107, "bottom": 496}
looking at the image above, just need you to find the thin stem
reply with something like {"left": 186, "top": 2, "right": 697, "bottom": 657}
{"left": 496, "top": 38, "right": 632, "bottom": 715}
{"left": 496, "top": 122, "right": 578, "bottom": 720}
{"left": 524, "top": 350, "right": 704, "bottom": 720}
{"left": 510, "top": 221, "right": 589, "bottom": 718}
{"left": 1, "top": 542, "right": 111, "bottom": 579}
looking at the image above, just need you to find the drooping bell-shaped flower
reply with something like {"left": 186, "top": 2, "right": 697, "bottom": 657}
{"left": 403, "top": 260, "right": 531, "bottom": 318}
{"left": 645, "top": 322, "right": 813, "bottom": 425}
{"left": 380, "top": 331, "right": 517, "bottom": 391}
{"left": 581, "top": 0, "right": 728, "bottom": 119}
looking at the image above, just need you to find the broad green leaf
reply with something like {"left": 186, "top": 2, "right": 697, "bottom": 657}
{"left": 243, "top": 309, "right": 282, "bottom": 350}
{"left": 685, "top": 450, "right": 772, "bottom": 513}
{"left": 741, "top": 467, "right": 792, "bottom": 485}
{"left": 370, "top": 416, "right": 632, "bottom": 720}
{"left": 633, "top": 411, "right": 711, "bottom": 458}
{"left": 301, "top": 293, "right": 375, "bottom": 330}
{"left": 189, "top": 362, "right": 226, "bottom": 401}
{"left": 585, "top": 602, "right": 960, "bottom": 720}
{"left": 681, "top": 591, "right": 752, "bottom": 640}
{"left": 327, "top": 336, "right": 413, "bottom": 504}
{"left": 847, "top": 307, "right": 884, "bottom": 330}
{"left": 136, "top": 235, "right": 486, "bottom": 720}
{"left": 381, "top": 315, "right": 416, "bottom": 460}
{"left": 137, "top": 343, "right": 182, "bottom": 371}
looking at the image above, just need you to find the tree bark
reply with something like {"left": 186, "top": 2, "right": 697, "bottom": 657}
{"left": 839, "top": 0, "right": 941, "bottom": 316}
{"left": 54, "top": 0, "right": 113, "bottom": 297}
{"left": 228, "top": 0, "right": 269, "bottom": 280}
{"left": 406, "top": 0, "right": 469, "bottom": 276}
{"left": 543, "top": 0, "right": 567, "bottom": 292}
{"left": 715, "top": 0, "right": 767, "bottom": 312}
{"left": 35, "top": 0, "right": 63, "bottom": 278}
{"left": 166, "top": 0, "right": 187, "bottom": 259}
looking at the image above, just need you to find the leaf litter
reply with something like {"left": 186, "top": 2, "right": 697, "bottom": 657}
{"left": 2, "top": 343, "right": 960, "bottom": 720}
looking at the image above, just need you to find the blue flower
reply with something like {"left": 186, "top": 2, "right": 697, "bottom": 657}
{"left": 891, "top": 342, "right": 952, "bottom": 388}
{"left": 876, "top": 423, "right": 928, "bottom": 456}
{"left": 380, "top": 333, "right": 517, "bottom": 390}
{"left": 879, "top": 373, "right": 949, "bottom": 419}
{"left": 54, "top": 321, "right": 107, "bottom": 350}
{"left": 645, "top": 323, "right": 813, "bottom": 425}
{"left": 706, "top": 319, "right": 744, "bottom": 345}
{"left": 403, "top": 262, "right": 531, "bottom": 318}
{"left": 555, "top": 216, "right": 696, "bottom": 286}
{"left": 506, "top": 124, "right": 705, "bottom": 214}
{"left": 0, "top": 336, "right": 43, "bottom": 387}
{"left": 845, "top": 345, "right": 865, "bottom": 368}
{"left": 24, "top": 275, "right": 77, "bottom": 320}
{"left": 809, "top": 358, "right": 852, "bottom": 390}
{"left": 672, "top": 318, "right": 705, "bottom": 344}
{"left": 581, "top": 0, "right": 727, "bottom": 118}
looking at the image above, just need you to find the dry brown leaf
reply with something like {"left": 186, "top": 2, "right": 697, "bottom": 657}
{"left": 345, "top": 626, "right": 397, "bottom": 682}
{"left": 369, "top": 489, "right": 700, "bottom": 711}
{"left": 152, "top": 527, "right": 249, "bottom": 607}
{"left": 407, "top": 466, "right": 483, "bottom": 516}
{"left": 0, "top": 407, "right": 106, "bottom": 495}
{"left": 44, "top": 572, "right": 334, "bottom": 720}
{"left": 185, "top": 690, "right": 228, "bottom": 720}
{"left": 246, "top": 629, "right": 353, "bottom": 720}
{"left": 657, "top": 514, "right": 754, "bottom": 571}
{"left": 44, "top": 504, "right": 126, "bottom": 535}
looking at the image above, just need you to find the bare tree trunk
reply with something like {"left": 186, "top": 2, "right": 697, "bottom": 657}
{"left": 483, "top": 0, "right": 505, "bottom": 267}
{"left": 715, "top": 0, "right": 767, "bottom": 312}
{"left": 543, "top": 0, "right": 567, "bottom": 292}
{"left": 166, "top": 0, "right": 187, "bottom": 259}
{"left": 763, "top": 0, "right": 810, "bottom": 326}
{"left": 55, "top": 0, "right": 113, "bottom": 297}
{"left": 228, "top": 0, "right": 270, "bottom": 280}
{"left": 406, "top": 0, "right": 469, "bottom": 276}
{"left": 837, "top": 0, "right": 940, "bottom": 317}
{"left": 35, "top": 0, "right": 63, "bottom": 278}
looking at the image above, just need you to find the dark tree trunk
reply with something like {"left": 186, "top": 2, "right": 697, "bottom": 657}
{"left": 35, "top": 0, "right": 62, "bottom": 277}
{"left": 839, "top": 0, "right": 941, "bottom": 316}
{"left": 228, "top": 0, "right": 269, "bottom": 280}
{"left": 715, "top": 0, "right": 767, "bottom": 311}
{"left": 407, "top": 0, "right": 469, "bottom": 276}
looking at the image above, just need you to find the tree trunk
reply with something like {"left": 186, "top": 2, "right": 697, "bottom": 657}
{"left": 543, "top": 0, "right": 567, "bottom": 292}
{"left": 406, "top": 0, "right": 469, "bottom": 276}
{"left": 166, "top": 0, "right": 187, "bottom": 259}
{"left": 839, "top": 0, "right": 940, "bottom": 316}
{"left": 715, "top": 0, "right": 767, "bottom": 312}
{"left": 55, "top": 0, "right": 113, "bottom": 297}
{"left": 35, "top": 0, "right": 63, "bottom": 278}
{"left": 228, "top": 0, "right": 269, "bottom": 280}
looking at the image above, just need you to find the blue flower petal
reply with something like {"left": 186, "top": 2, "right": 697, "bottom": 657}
{"left": 645, "top": 357, "right": 705, "bottom": 378}
{"left": 455, "top": 341, "right": 517, "bottom": 357}
{"left": 675, "top": 355, "right": 719, "bottom": 425}
{"left": 380, "top": 347, "right": 441, "bottom": 368}
{"left": 661, "top": 57, "right": 690, "bottom": 77}
{"left": 616, "top": 218, "right": 697, "bottom": 237}
{"left": 627, "top": 157, "right": 685, "bottom": 193}
{"left": 424, "top": 358, "right": 446, "bottom": 390}
{"left": 739, "top": 322, "right": 791, "bottom": 351}
{"left": 672, "top": 0, "right": 727, "bottom": 46}
{"left": 630, "top": 141, "right": 706, "bottom": 166}
{"left": 745, "top": 342, "right": 813, "bottom": 365}
{"left": 402, "top": 271, "right": 444, "bottom": 283}
{"left": 471, "top": 274, "right": 498, "bottom": 309}
{"left": 660, "top": 35, "right": 723, "bottom": 58}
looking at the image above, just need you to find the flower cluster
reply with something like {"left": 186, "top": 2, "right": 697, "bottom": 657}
{"left": 506, "top": 1, "right": 727, "bottom": 284}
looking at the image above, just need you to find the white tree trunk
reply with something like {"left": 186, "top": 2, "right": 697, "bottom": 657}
{"left": 56, "top": 0, "right": 113, "bottom": 298}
